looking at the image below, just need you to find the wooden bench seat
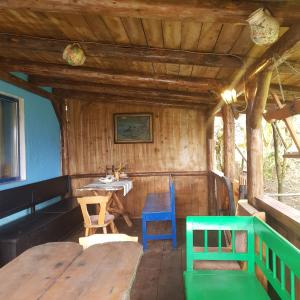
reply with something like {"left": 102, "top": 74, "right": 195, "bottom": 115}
{"left": 185, "top": 270, "right": 269, "bottom": 300}
{"left": 184, "top": 216, "right": 300, "bottom": 300}
{"left": 0, "top": 176, "right": 82, "bottom": 266}
{"left": 142, "top": 192, "right": 171, "bottom": 215}
{"left": 142, "top": 177, "right": 176, "bottom": 250}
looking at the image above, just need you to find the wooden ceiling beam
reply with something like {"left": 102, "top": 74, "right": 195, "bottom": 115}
{"left": 54, "top": 89, "right": 209, "bottom": 110}
{"left": 1, "top": 34, "right": 299, "bottom": 74}
{"left": 264, "top": 100, "right": 300, "bottom": 121}
{"left": 29, "top": 76, "right": 214, "bottom": 105}
{"left": 0, "top": 34, "right": 242, "bottom": 69}
{"left": 0, "top": 1, "right": 300, "bottom": 24}
{"left": 0, "top": 58, "right": 220, "bottom": 92}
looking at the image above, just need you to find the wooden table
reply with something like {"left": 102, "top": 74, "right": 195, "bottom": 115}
{"left": 78, "top": 179, "right": 133, "bottom": 227}
{"left": 0, "top": 242, "right": 143, "bottom": 300}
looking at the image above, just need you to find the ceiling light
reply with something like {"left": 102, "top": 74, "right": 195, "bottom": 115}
{"left": 221, "top": 89, "right": 237, "bottom": 105}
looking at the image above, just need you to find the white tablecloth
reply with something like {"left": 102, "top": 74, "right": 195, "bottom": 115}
{"left": 79, "top": 179, "right": 133, "bottom": 196}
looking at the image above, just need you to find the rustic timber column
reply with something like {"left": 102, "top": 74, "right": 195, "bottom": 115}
{"left": 60, "top": 98, "right": 70, "bottom": 176}
{"left": 206, "top": 117, "right": 215, "bottom": 172}
{"left": 246, "top": 71, "right": 272, "bottom": 206}
{"left": 207, "top": 117, "right": 216, "bottom": 215}
{"left": 222, "top": 105, "right": 235, "bottom": 181}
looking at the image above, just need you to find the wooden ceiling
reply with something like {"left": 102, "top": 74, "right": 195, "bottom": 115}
{"left": 0, "top": 1, "right": 300, "bottom": 109}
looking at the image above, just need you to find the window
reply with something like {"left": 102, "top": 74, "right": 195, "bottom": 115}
{"left": 0, "top": 94, "right": 25, "bottom": 183}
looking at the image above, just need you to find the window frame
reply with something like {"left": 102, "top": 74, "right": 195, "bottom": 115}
{"left": 0, "top": 93, "right": 24, "bottom": 184}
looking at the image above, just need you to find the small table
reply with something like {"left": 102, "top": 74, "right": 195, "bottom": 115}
{"left": 77, "top": 179, "right": 133, "bottom": 227}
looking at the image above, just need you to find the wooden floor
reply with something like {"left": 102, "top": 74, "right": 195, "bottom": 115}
{"left": 67, "top": 218, "right": 221, "bottom": 300}
{"left": 67, "top": 218, "right": 186, "bottom": 300}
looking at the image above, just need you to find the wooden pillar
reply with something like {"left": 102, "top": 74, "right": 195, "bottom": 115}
{"left": 246, "top": 72, "right": 271, "bottom": 206}
{"left": 207, "top": 117, "right": 215, "bottom": 172}
{"left": 60, "top": 98, "right": 70, "bottom": 176}
{"left": 222, "top": 105, "right": 235, "bottom": 181}
{"left": 207, "top": 116, "right": 216, "bottom": 215}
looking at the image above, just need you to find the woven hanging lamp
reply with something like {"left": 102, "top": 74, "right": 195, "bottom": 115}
{"left": 63, "top": 43, "right": 86, "bottom": 66}
{"left": 247, "top": 8, "right": 279, "bottom": 45}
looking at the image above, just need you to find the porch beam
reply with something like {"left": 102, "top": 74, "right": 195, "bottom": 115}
{"left": 0, "top": 1, "right": 299, "bottom": 24}
{"left": 29, "top": 76, "right": 214, "bottom": 105}
{"left": 0, "top": 58, "right": 220, "bottom": 92}
{"left": 264, "top": 100, "right": 300, "bottom": 121}
{"left": 0, "top": 34, "right": 242, "bottom": 69}
{"left": 55, "top": 89, "right": 209, "bottom": 110}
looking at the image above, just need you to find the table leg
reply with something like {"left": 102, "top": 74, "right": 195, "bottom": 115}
{"left": 110, "top": 192, "right": 133, "bottom": 227}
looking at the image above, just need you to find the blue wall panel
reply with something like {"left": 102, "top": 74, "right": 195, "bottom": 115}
{"left": 0, "top": 80, "right": 61, "bottom": 225}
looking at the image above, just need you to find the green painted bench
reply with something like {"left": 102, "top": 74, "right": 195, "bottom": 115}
{"left": 184, "top": 216, "right": 300, "bottom": 300}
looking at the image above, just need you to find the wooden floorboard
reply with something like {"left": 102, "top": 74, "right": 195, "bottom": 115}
{"left": 66, "top": 218, "right": 219, "bottom": 300}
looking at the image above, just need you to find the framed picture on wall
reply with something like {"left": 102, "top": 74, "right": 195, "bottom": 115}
{"left": 114, "top": 113, "right": 153, "bottom": 144}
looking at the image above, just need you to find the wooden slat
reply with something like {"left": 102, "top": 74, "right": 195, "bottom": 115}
{"left": 162, "top": 20, "right": 181, "bottom": 75}
{"left": 0, "top": 34, "right": 243, "bottom": 68}
{"left": 0, "top": 58, "right": 220, "bottom": 92}
{"left": 1, "top": 1, "right": 300, "bottom": 25}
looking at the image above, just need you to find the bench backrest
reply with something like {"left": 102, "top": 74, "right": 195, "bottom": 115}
{"left": 33, "top": 176, "right": 70, "bottom": 205}
{"left": 0, "top": 176, "right": 70, "bottom": 218}
{"left": 169, "top": 176, "right": 175, "bottom": 215}
{"left": 186, "top": 216, "right": 300, "bottom": 300}
{"left": 253, "top": 217, "right": 300, "bottom": 300}
{"left": 0, "top": 185, "right": 33, "bottom": 218}
{"left": 186, "top": 216, "right": 255, "bottom": 272}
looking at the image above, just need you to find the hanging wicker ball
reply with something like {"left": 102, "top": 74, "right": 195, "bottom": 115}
{"left": 63, "top": 43, "right": 86, "bottom": 66}
{"left": 247, "top": 8, "right": 279, "bottom": 45}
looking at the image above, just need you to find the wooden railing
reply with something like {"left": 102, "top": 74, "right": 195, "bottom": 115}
{"left": 255, "top": 195, "right": 300, "bottom": 249}
{"left": 208, "top": 170, "right": 235, "bottom": 216}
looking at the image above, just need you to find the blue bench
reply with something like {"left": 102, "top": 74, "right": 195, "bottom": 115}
{"left": 142, "top": 176, "right": 176, "bottom": 250}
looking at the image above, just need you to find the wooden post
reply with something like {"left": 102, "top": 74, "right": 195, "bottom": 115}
{"left": 250, "top": 71, "right": 272, "bottom": 129}
{"left": 60, "top": 98, "right": 70, "bottom": 176}
{"left": 222, "top": 105, "right": 235, "bottom": 181}
{"left": 207, "top": 118, "right": 215, "bottom": 172}
{"left": 246, "top": 79, "right": 265, "bottom": 206}
{"left": 207, "top": 115, "right": 216, "bottom": 215}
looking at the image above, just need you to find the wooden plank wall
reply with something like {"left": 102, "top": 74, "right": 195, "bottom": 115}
{"left": 64, "top": 99, "right": 208, "bottom": 217}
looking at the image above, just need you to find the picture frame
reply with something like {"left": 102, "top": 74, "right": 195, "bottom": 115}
{"left": 114, "top": 113, "right": 153, "bottom": 144}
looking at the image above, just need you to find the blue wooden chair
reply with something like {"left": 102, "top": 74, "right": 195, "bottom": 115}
{"left": 142, "top": 176, "right": 176, "bottom": 250}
